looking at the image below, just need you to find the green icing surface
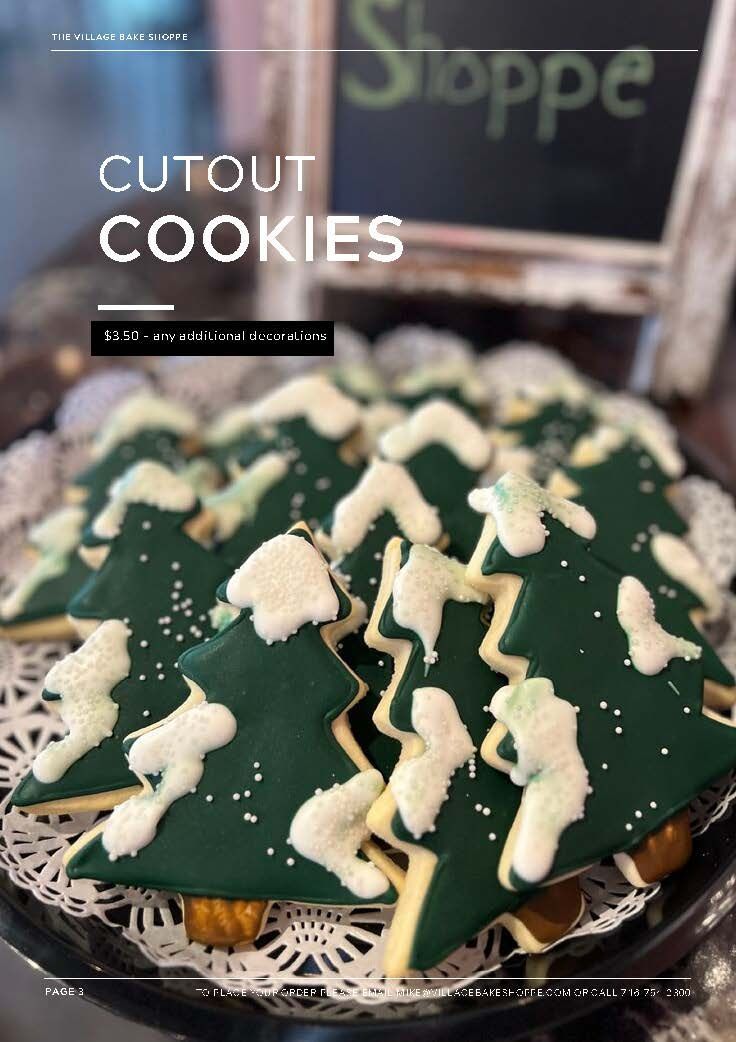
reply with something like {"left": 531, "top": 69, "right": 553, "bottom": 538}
{"left": 66, "top": 531, "right": 396, "bottom": 906}
{"left": 376, "top": 541, "right": 526, "bottom": 970}
{"left": 218, "top": 417, "right": 363, "bottom": 566}
{"left": 564, "top": 442, "right": 734, "bottom": 689}
{"left": 3, "top": 553, "right": 91, "bottom": 626}
{"left": 12, "top": 503, "right": 229, "bottom": 808}
{"left": 502, "top": 400, "right": 594, "bottom": 480}
{"left": 480, "top": 517, "right": 736, "bottom": 890}
{"left": 401, "top": 445, "right": 483, "bottom": 559}
{"left": 392, "top": 387, "right": 484, "bottom": 419}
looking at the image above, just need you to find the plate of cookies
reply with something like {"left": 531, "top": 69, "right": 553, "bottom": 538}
{"left": 0, "top": 329, "right": 735, "bottom": 1040}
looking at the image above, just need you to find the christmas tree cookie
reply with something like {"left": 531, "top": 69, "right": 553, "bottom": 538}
{"left": 379, "top": 400, "right": 492, "bottom": 560}
{"left": 69, "top": 392, "right": 199, "bottom": 516}
{"left": 364, "top": 539, "right": 584, "bottom": 975}
{"left": 494, "top": 375, "right": 594, "bottom": 481}
{"left": 550, "top": 426, "right": 735, "bottom": 708}
{"left": 12, "top": 461, "right": 230, "bottom": 815}
{"left": 64, "top": 526, "right": 398, "bottom": 934}
{"left": 0, "top": 393, "right": 200, "bottom": 642}
{"left": 466, "top": 472, "right": 736, "bottom": 893}
{"left": 203, "top": 404, "right": 254, "bottom": 477}
{"left": 317, "top": 458, "right": 446, "bottom": 777}
{"left": 391, "top": 358, "right": 487, "bottom": 418}
{"left": 197, "top": 376, "right": 365, "bottom": 562}
{"left": 0, "top": 506, "right": 91, "bottom": 640}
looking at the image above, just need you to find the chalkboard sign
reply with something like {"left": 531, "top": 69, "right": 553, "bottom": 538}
{"left": 331, "top": 1, "right": 710, "bottom": 242}
{"left": 260, "top": 0, "right": 736, "bottom": 398}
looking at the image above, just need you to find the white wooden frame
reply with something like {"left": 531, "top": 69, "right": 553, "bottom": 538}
{"left": 259, "top": 0, "right": 736, "bottom": 397}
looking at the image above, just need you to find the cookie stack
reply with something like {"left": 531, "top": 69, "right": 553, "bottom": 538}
{"left": 4, "top": 329, "right": 735, "bottom": 976}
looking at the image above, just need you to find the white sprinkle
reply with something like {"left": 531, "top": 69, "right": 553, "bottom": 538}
{"left": 139, "top": 639, "right": 149, "bottom": 648}
{"left": 171, "top": 562, "right": 181, "bottom": 571}
{"left": 578, "top": 575, "right": 586, "bottom": 583}
{"left": 561, "top": 560, "right": 568, "bottom": 568}
{"left": 661, "top": 747, "right": 669, "bottom": 756}
{"left": 253, "top": 762, "right": 260, "bottom": 769}
{"left": 139, "top": 554, "right": 149, "bottom": 563}
{"left": 650, "top": 801, "right": 657, "bottom": 808}
{"left": 267, "top": 847, "right": 274, "bottom": 856}
{"left": 624, "top": 658, "right": 631, "bottom": 667}
{"left": 683, "top": 706, "right": 691, "bottom": 714}
{"left": 488, "top": 832, "right": 496, "bottom": 841}
{"left": 625, "top": 823, "right": 633, "bottom": 831}
{"left": 139, "top": 674, "right": 146, "bottom": 681}
{"left": 142, "top": 520, "right": 152, "bottom": 530}
{"left": 233, "top": 793, "right": 241, "bottom": 801}
{"left": 142, "top": 709, "right": 150, "bottom": 718}
{"left": 599, "top": 701, "right": 608, "bottom": 710}
{"left": 614, "top": 709, "right": 621, "bottom": 717}
{"left": 244, "top": 790, "right": 251, "bottom": 798}
{"left": 254, "top": 773, "right": 263, "bottom": 782}
{"left": 206, "top": 794, "right": 213, "bottom": 803}
{"left": 594, "top": 610, "right": 601, "bottom": 618}
{"left": 602, "top": 763, "right": 609, "bottom": 770}
{"left": 615, "top": 726, "right": 623, "bottom": 734}
{"left": 286, "top": 857, "right": 295, "bottom": 866}
{"left": 635, "top": 810, "right": 642, "bottom": 818}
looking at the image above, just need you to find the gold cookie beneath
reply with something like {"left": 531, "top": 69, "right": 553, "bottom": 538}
{"left": 182, "top": 896, "right": 269, "bottom": 947}
{"left": 0, "top": 615, "right": 78, "bottom": 642}
{"left": 614, "top": 809, "right": 692, "bottom": 887}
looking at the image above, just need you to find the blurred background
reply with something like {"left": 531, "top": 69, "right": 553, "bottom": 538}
{"left": 0, "top": 0, "right": 732, "bottom": 481}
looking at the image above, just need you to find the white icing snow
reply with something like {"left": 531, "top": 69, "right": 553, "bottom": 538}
{"left": 380, "top": 400, "right": 491, "bottom": 470}
{"left": 0, "top": 505, "right": 87, "bottom": 620}
{"left": 389, "top": 687, "right": 474, "bottom": 839}
{"left": 650, "top": 532, "right": 722, "bottom": 621}
{"left": 204, "top": 404, "right": 253, "bottom": 446}
{"left": 102, "top": 701, "right": 237, "bottom": 860}
{"left": 289, "top": 769, "right": 388, "bottom": 898}
{"left": 92, "top": 461, "right": 197, "bottom": 539}
{"left": 392, "top": 545, "right": 485, "bottom": 664}
{"left": 204, "top": 453, "right": 288, "bottom": 540}
{"left": 593, "top": 393, "right": 683, "bottom": 477}
{"left": 329, "top": 459, "right": 441, "bottom": 555}
{"left": 616, "top": 576, "right": 702, "bottom": 675}
{"left": 226, "top": 533, "right": 339, "bottom": 643}
{"left": 32, "top": 620, "right": 131, "bottom": 783}
{"left": 93, "top": 392, "right": 198, "bottom": 459}
{"left": 357, "top": 401, "right": 408, "bottom": 454}
{"left": 491, "top": 677, "right": 589, "bottom": 885}
{"left": 468, "top": 471, "right": 596, "bottom": 558}
{"left": 249, "top": 375, "right": 361, "bottom": 440}
{"left": 393, "top": 357, "right": 486, "bottom": 405}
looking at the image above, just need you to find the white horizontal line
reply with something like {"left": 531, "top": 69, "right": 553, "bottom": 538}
{"left": 97, "top": 304, "right": 174, "bottom": 311}
{"left": 43, "top": 975, "right": 692, "bottom": 981}
{"left": 50, "top": 48, "right": 700, "bottom": 54}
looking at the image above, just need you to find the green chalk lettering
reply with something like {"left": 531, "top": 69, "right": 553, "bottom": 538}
{"left": 486, "top": 51, "right": 540, "bottom": 139}
{"left": 601, "top": 47, "right": 654, "bottom": 118}
{"left": 439, "top": 51, "right": 489, "bottom": 105}
{"left": 537, "top": 51, "right": 598, "bottom": 143}
{"left": 341, "top": 0, "right": 416, "bottom": 109}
